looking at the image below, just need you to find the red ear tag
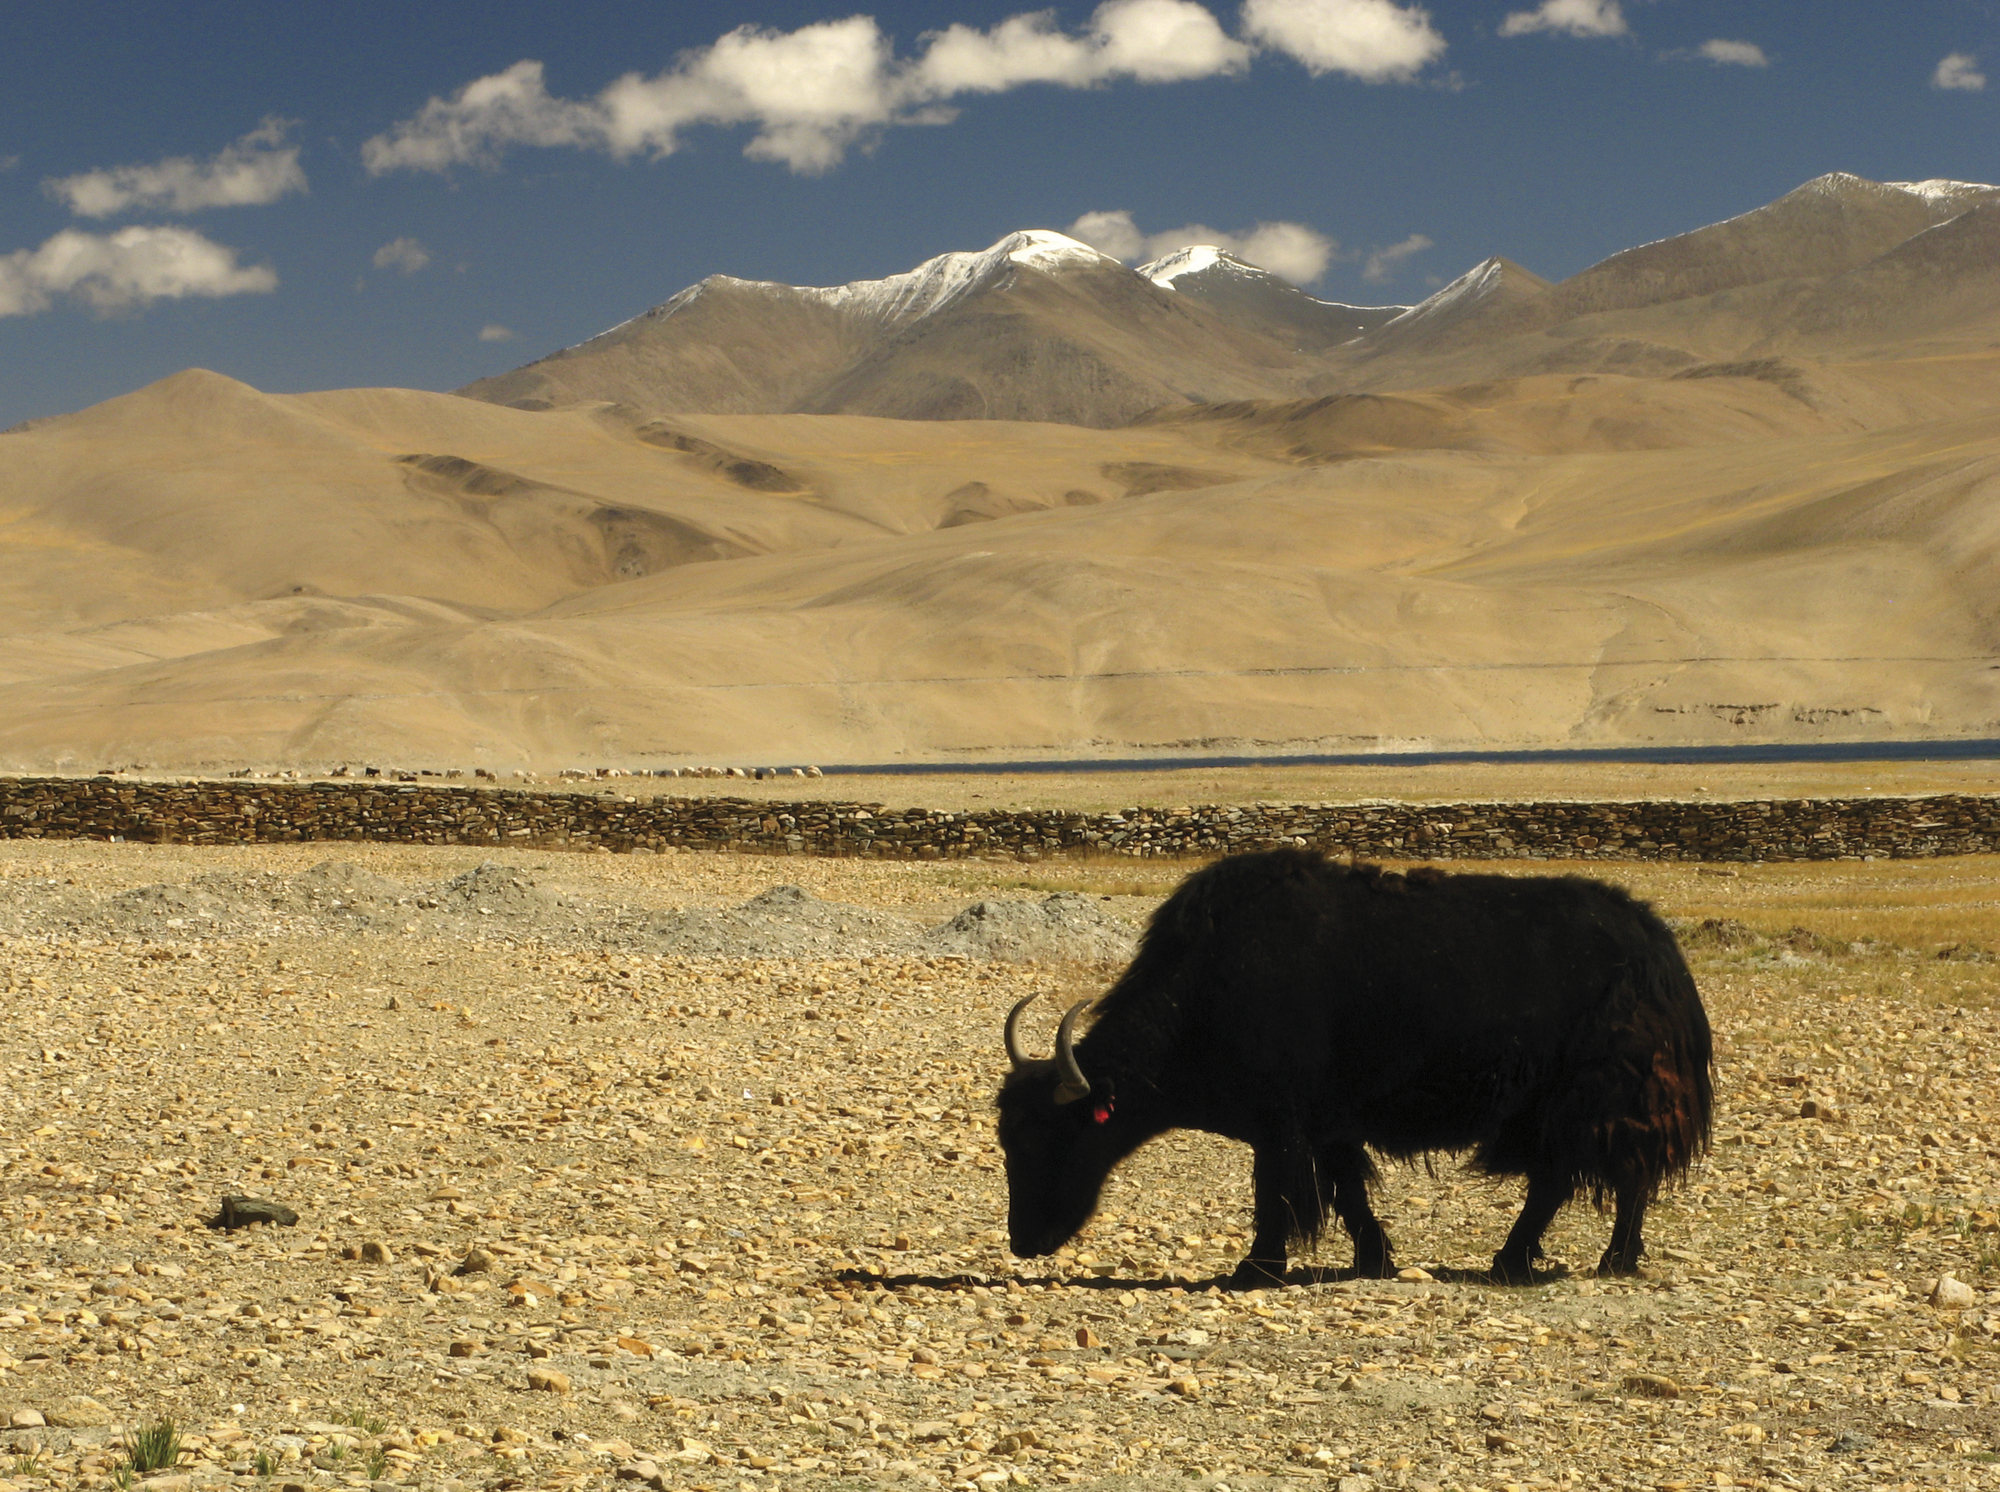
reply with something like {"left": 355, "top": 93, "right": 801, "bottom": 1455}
{"left": 1092, "top": 1098, "right": 1114, "bottom": 1124}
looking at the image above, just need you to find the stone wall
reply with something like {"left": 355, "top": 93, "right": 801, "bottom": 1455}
{"left": 1, "top": 776, "right": 1996, "bottom": 863}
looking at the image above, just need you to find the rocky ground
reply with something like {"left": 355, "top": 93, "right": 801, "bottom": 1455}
{"left": 0, "top": 840, "right": 1995, "bottom": 1492}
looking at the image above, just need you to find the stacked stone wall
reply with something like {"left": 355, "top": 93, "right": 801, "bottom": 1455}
{"left": 1, "top": 776, "right": 1996, "bottom": 863}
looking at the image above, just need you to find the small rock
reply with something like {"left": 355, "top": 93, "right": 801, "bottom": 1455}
{"left": 616, "top": 1463, "right": 666, "bottom": 1490}
{"left": 44, "top": 1395, "right": 113, "bottom": 1427}
{"left": 449, "top": 1340, "right": 480, "bottom": 1358}
{"left": 527, "top": 1368, "right": 571, "bottom": 1394}
{"left": 1620, "top": 1373, "right": 1681, "bottom": 1400}
{"left": 1396, "top": 1267, "right": 1434, "bottom": 1282}
{"left": 359, "top": 1241, "right": 394, "bottom": 1265}
{"left": 218, "top": 1195, "right": 298, "bottom": 1229}
{"left": 385, "top": 995, "right": 402, "bottom": 1010}
{"left": 1484, "top": 1430, "right": 1515, "bottom": 1450}
{"left": 1075, "top": 1327, "right": 1101, "bottom": 1348}
{"left": 9, "top": 1409, "right": 43, "bottom": 1428}
{"left": 457, "top": 1248, "right": 496, "bottom": 1274}
{"left": 1931, "top": 1276, "right": 1978, "bottom": 1309}
{"left": 1168, "top": 1375, "right": 1201, "bottom": 1398}
{"left": 1800, "top": 1098, "right": 1839, "bottom": 1122}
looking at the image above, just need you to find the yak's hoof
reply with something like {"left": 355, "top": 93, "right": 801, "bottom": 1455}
{"left": 1596, "top": 1249, "right": 1643, "bottom": 1277}
{"left": 1489, "top": 1252, "right": 1538, "bottom": 1285}
{"left": 1227, "top": 1258, "right": 1287, "bottom": 1290}
{"left": 1353, "top": 1252, "right": 1396, "bottom": 1280}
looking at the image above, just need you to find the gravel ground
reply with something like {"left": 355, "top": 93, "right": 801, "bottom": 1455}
{"left": 0, "top": 840, "right": 1996, "bottom": 1492}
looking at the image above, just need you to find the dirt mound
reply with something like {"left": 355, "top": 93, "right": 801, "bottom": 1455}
{"left": 923, "top": 892, "right": 1136, "bottom": 963}
{"left": 288, "top": 859, "right": 411, "bottom": 917}
{"left": 639, "top": 883, "right": 923, "bottom": 959}
{"left": 101, "top": 881, "right": 247, "bottom": 936}
{"left": 435, "top": 860, "right": 571, "bottom": 918}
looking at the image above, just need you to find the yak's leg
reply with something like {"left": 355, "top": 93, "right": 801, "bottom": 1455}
{"left": 1232, "top": 1139, "right": 1326, "bottom": 1288}
{"left": 1491, "top": 1169, "right": 1573, "bottom": 1284}
{"left": 1598, "top": 1182, "right": 1649, "bottom": 1276}
{"left": 1321, "top": 1141, "right": 1393, "bottom": 1279}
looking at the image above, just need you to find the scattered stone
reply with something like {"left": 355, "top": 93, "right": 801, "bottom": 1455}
{"left": 526, "top": 1368, "right": 571, "bottom": 1394}
{"left": 1620, "top": 1374, "right": 1681, "bottom": 1399}
{"left": 358, "top": 1241, "right": 394, "bottom": 1265}
{"left": 457, "top": 1248, "right": 496, "bottom": 1274}
{"left": 44, "top": 1395, "right": 112, "bottom": 1427}
{"left": 1396, "top": 1266, "right": 1434, "bottom": 1282}
{"left": 1931, "top": 1276, "right": 1978, "bottom": 1309}
{"left": 8, "top": 1410, "right": 42, "bottom": 1428}
{"left": 219, "top": 1195, "right": 298, "bottom": 1229}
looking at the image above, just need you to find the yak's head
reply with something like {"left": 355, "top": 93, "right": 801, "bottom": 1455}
{"left": 995, "top": 993, "right": 1123, "bottom": 1258}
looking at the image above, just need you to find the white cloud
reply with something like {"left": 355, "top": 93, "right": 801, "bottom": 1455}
{"left": 1499, "top": 0, "right": 1626, "bottom": 39}
{"left": 1362, "top": 232, "right": 1433, "bottom": 282}
{"left": 1696, "top": 39, "right": 1768, "bottom": 67}
{"left": 366, "top": 0, "right": 1436, "bottom": 178}
{"left": 1067, "top": 209, "right": 1149, "bottom": 261}
{"left": 478, "top": 323, "right": 516, "bottom": 342}
{"left": 1934, "top": 53, "right": 1986, "bottom": 91}
{"left": 0, "top": 226, "right": 277, "bottom": 318}
{"left": 1066, "top": 208, "right": 1337, "bottom": 283}
{"left": 1240, "top": 0, "right": 1446, "bottom": 82}
{"left": 372, "top": 237, "right": 431, "bottom": 274}
{"left": 44, "top": 119, "right": 306, "bottom": 218}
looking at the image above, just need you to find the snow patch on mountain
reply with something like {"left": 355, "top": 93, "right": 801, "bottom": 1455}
{"left": 599, "top": 231, "right": 1113, "bottom": 343}
{"left": 805, "top": 230, "right": 1112, "bottom": 323}
{"left": 1380, "top": 257, "right": 1511, "bottom": 333}
{"left": 1141, "top": 245, "right": 1227, "bottom": 288}
{"left": 1887, "top": 179, "right": 2000, "bottom": 208}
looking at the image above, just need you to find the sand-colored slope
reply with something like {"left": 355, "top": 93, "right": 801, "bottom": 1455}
{"left": 4, "top": 352, "right": 1999, "bottom": 769}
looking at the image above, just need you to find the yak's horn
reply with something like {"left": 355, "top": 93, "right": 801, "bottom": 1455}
{"left": 1003, "top": 992, "right": 1040, "bottom": 1068}
{"left": 1053, "top": 999, "right": 1093, "bottom": 1104}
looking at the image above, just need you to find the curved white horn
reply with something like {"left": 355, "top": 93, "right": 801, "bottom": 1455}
{"left": 1004, "top": 992, "right": 1040, "bottom": 1068}
{"left": 1053, "top": 999, "right": 1093, "bottom": 1104}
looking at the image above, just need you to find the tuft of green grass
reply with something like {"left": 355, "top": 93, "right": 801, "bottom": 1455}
{"left": 253, "top": 1449, "right": 277, "bottom": 1477}
{"left": 339, "top": 1407, "right": 387, "bottom": 1435}
{"left": 10, "top": 1450, "right": 40, "bottom": 1478}
{"left": 122, "top": 1416, "right": 185, "bottom": 1475}
{"left": 366, "top": 1446, "right": 391, "bottom": 1480}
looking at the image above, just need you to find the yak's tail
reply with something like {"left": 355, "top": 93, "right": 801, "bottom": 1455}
{"left": 1587, "top": 929, "right": 1714, "bottom": 1201}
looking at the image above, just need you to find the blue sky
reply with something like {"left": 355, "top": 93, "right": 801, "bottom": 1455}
{"left": 3, "top": 0, "right": 1995, "bottom": 427}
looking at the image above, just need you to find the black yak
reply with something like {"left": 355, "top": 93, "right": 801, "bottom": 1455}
{"left": 996, "top": 849, "right": 1712, "bottom": 1284}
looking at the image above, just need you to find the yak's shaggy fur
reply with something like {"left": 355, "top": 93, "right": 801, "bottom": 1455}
{"left": 997, "top": 850, "right": 1713, "bottom": 1283}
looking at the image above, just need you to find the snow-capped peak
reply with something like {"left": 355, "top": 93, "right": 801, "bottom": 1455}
{"left": 1140, "top": 245, "right": 1232, "bottom": 289}
{"left": 612, "top": 231, "right": 1115, "bottom": 340}
{"left": 803, "top": 230, "right": 1114, "bottom": 323}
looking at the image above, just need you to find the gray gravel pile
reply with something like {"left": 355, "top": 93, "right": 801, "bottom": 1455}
{"left": 638, "top": 883, "right": 925, "bottom": 958}
{"left": 921, "top": 891, "right": 1138, "bottom": 963}
{"left": 0, "top": 855, "right": 1137, "bottom": 963}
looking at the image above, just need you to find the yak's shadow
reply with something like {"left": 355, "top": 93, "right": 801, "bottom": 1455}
{"left": 829, "top": 1261, "right": 1573, "bottom": 1292}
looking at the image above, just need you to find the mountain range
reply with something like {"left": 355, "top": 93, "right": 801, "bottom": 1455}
{"left": 3, "top": 171, "right": 1999, "bottom": 771}
{"left": 461, "top": 172, "right": 2000, "bottom": 428}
